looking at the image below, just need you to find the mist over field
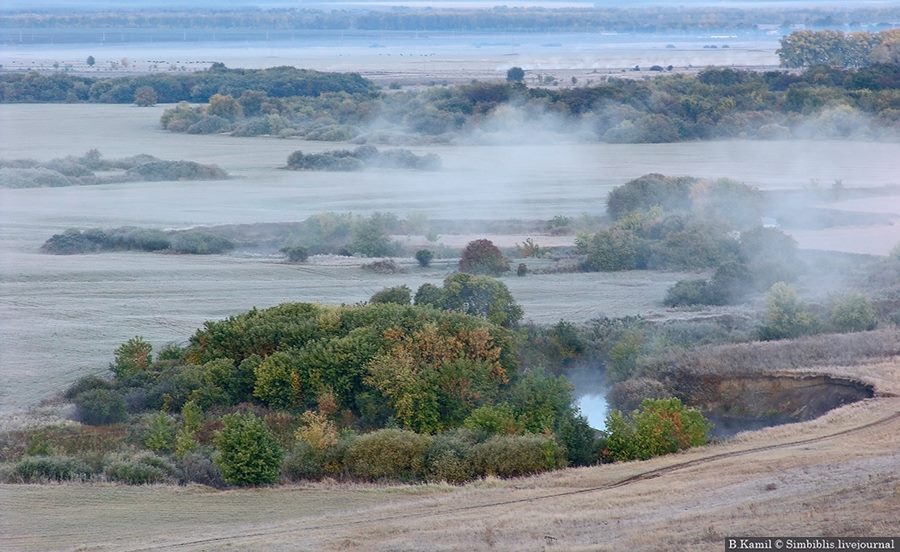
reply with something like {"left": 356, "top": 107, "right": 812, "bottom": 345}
{"left": 1, "top": 3, "right": 900, "bottom": 548}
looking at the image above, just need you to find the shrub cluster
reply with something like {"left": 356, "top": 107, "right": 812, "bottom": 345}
{"left": 42, "top": 227, "right": 234, "bottom": 255}
{"left": 286, "top": 146, "right": 440, "bottom": 171}
{"left": 414, "top": 272, "right": 523, "bottom": 328}
{"left": 603, "top": 398, "right": 711, "bottom": 461}
{"left": 0, "top": 150, "right": 226, "bottom": 189}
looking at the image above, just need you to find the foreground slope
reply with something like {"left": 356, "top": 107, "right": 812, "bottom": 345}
{"left": 1, "top": 360, "right": 898, "bottom": 552}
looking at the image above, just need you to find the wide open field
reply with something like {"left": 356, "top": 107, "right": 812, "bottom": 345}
{"left": 2, "top": 103, "right": 900, "bottom": 412}
{"left": 2, "top": 357, "right": 897, "bottom": 551}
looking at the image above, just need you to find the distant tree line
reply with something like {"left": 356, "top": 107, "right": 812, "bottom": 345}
{"left": 2, "top": 6, "right": 898, "bottom": 33}
{"left": 0, "top": 65, "right": 375, "bottom": 103}
{"left": 4, "top": 62, "right": 898, "bottom": 142}
{"left": 164, "top": 65, "right": 900, "bottom": 143}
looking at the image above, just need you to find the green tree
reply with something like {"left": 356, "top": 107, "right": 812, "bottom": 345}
{"left": 369, "top": 285, "right": 412, "bottom": 305}
{"left": 175, "top": 399, "right": 203, "bottom": 458}
{"left": 144, "top": 411, "right": 176, "bottom": 453}
{"left": 280, "top": 246, "right": 309, "bottom": 263}
{"left": 253, "top": 351, "right": 302, "bottom": 410}
{"left": 74, "top": 389, "right": 127, "bottom": 425}
{"left": 434, "top": 272, "right": 523, "bottom": 328}
{"left": 214, "top": 413, "right": 283, "bottom": 486}
{"left": 506, "top": 66, "right": 525, "bottom": 83}
{"left": 583, "top": 227, "right": 639, "bottom": 271}
{"left": 829, "top": 293, "right": 876, "bottom": 333}
{"left": 111, "top": 336, "right": 153, "bottom": 379}
{"left": 415, "top": 249, "right": 434, "bottom": 267}
{"left": 86, "top": 55, "right": 95, "bottom": 67}
{"left": 758, "top": 282, "right": 816, "bottom": 340}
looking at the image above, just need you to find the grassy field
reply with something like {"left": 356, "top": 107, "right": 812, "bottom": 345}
{"left": 2, "top": 358, "right": 897, "bottom": 551}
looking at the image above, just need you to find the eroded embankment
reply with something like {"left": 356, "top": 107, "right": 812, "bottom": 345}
{"left": 642, "top": 330, "right": 900, "bottom": 437}
{"left": 676, "top": 372, "right": 874, "bottom": 437}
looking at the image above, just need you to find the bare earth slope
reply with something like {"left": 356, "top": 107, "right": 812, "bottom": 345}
{"left": 1, "top": 360, "right": 898, "bottom": 552}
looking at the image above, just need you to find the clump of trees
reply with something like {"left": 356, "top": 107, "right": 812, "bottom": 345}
{"left": 0, "top": 150, "right": 226, "bottom": 189}
{"left": 603, "top": 398, "right": 711, "bottom": 461}
{"left": 42, "top": 227, "right": 235, "bottom": 255}
{"left": 286, "top": 146, "right": 440, "bottom": 171}
{"left": 0, "top": 65, "right": 376, "bottom": 104}
{"left": 20, "top": 301, "right": 614, "bottom": 487}
{"left": 414, "top": 273, "right": 523, "bottom": 328}
{"left": 778, "top": 29, "right": 900, "bottom": 69}
{"left": 757, "top": 284, "right": 877, "bottom": 340}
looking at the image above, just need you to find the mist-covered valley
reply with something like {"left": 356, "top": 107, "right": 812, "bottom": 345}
{"left": 1, "top": 5, "right": 899, "bottom": 548}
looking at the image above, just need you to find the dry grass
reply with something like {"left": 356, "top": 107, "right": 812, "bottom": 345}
{"left": 3, "top": 358, "right": 898, "bottom": 551}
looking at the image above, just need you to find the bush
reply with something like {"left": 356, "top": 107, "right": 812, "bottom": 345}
{"left": 369, "top": 285, "right": 412, "bottom": 305}
{"left": 604, "top": 398, "right": 710, "bottom": 461}
{"left": 361, "top": 259, "right": 402, "bottom": 274}
{"left": 471, "top": 434, "right": 565, "bottom": 478}
{"left": 214, "top": 413, "right": 283, "bottom": 486}
{"left": 606, "top": 330, "right": 646, "bottom": 383}
{"left": 463, "top": 403, "right": 519, "bottom": 436}
{"left": 607, "top": 377, "right": 671, "bottom": 413}
{"left": 344, "top": 428, "right": 431, "bottom": 482}
{"left": 105, "top": 453, "right": 174, "bottom": 484}
{"left": 176, "top": 450, "right": 225, "bottom": 488}
{"left": 664, "top": 279, "right": 713, "bottom": 307}
{"left": 415, "top": 249, "right": 434, "bottom": 267}
{"left": 606, "top": 174, "right": 694, "bottom": 220}
{"left": 282, "top": 441, "right": 326, "bottom": 481}
{"left": 169, "top": 232, "right": 234, "bottom": 254}
{"left": 14, "top": 456, "right": 93, "bottom": 482}
{"left": 64, "top": 374, "right": 114, "bottom": 400}
{"left": 758, "top": 282, "right": 816, "bottom": 340}
{"left": 459, "top": 239, "right": 510, "bottom": 276}
{"left": 829, "top": 294, "right": 877, "bottom": 333}
{"left": 74, "top": 389, "right": 128, "bottom": 425}
{"left": 126, "top": 160, "right": 227, "bottom": 181}
{"left": 280, "top": 246, "right": 309, "bottom": 263}
{"left": 424, "top": 430, "right": 477, "bottom": 484}
{"left": 582, "top": 227, "right": 639, "bottom": 271}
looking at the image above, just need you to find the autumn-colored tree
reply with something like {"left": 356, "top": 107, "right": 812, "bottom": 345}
{"left": 459, "top": 239, "right": 509, "bottom": 275}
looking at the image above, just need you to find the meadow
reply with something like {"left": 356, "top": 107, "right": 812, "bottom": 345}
{"left": 2, "top": 102, "right": 899, "bottom": 413}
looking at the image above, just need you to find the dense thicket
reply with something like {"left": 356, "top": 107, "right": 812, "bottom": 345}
{"left": 10, "top": 302, "right": 619, "bottom": 486}
{"left": 0, "top": 150, "right": 226, "bottom": 188}
{"left": 152, "top": 64, "right": 900, "bottom": 143}
{"left": 286, "top": 146, "right": 440, "bottom": 171}
{"left": 42, "top": 227, "right": 235, "bottom": 255}
{"left": 0, "top": 65, "right": 375, "bottom": 103}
